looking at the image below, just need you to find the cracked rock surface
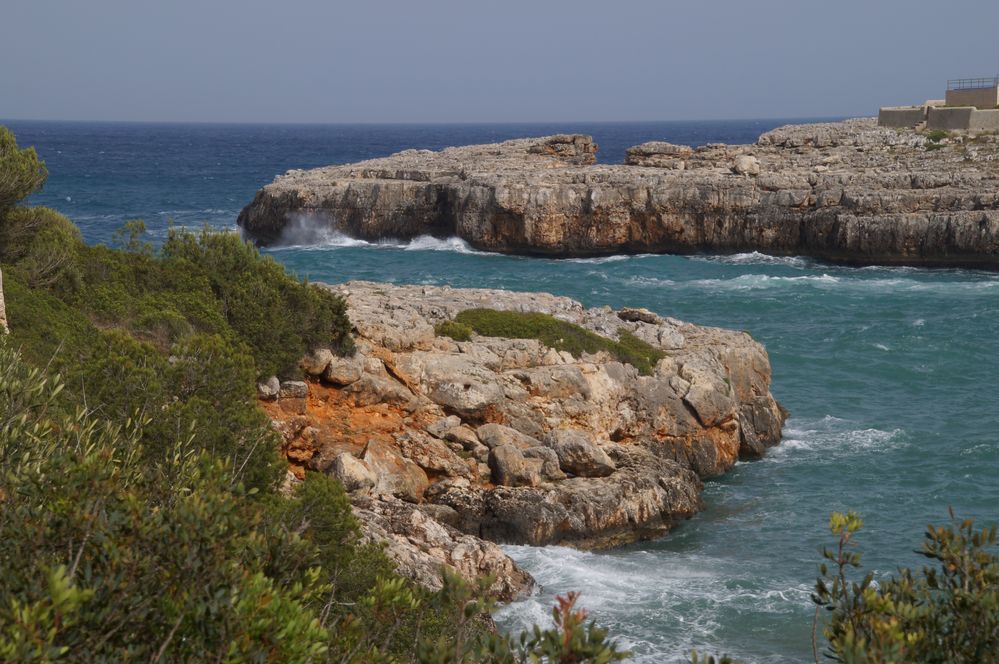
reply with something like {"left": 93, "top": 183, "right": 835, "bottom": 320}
{"left": 263, "top": 282, "right": 785, "bottom": 598}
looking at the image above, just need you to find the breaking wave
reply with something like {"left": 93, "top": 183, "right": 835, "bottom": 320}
{"left": 495, "top": 545, "right": 812, "bottom": 663}
{"left": 269, "top": 219, "right": 495, "bottom": 255}
{"left": 690, "top": 252, "right": 813, "bottom": 269}
{"left": 768, "top": 416, "right": 909, "bottom": 464}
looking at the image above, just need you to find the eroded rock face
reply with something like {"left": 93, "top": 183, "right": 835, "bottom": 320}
{"left": 353, "top": 496, "right": 534, "bottom": 601}
{"left": 262, "top": 282, "right": 786, "bottom": 595}
{"left": 239, "top": 120, "right": 999, "bottom": 268}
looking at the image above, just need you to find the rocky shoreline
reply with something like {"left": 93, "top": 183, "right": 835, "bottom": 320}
{"left": 237, "top": 119, "right": 999, "bottom": 268}
{"left": 262, "top": 282, "right": 785, "bottom": 599}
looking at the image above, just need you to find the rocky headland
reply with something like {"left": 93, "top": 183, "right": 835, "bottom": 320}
{"left": 238, "top": 119, "right": 999, "bottom": 267}
{"left": 263, "top": 282, "right": 785, "bottom": 599}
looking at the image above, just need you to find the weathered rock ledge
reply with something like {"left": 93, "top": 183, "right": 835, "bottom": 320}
{"left": 263, "top": 282, "right": 785, "bottom": 599}
{"left": 238, "top": 119, "right": 999, "bottom": 268}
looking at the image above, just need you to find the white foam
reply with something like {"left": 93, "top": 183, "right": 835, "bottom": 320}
{"left": 495, "top": 544, "right": 812, "bottom": 663}
{"left": 678, "top": 273, "right": 840, "bottom": 290}
{"left": 692, "top": 252, "right": 812, "bottom": 269}
{"left": 401, "top": 234, "right": 493, "bottom": 255}
{"left": 769, "top": 416, "right": 908, "bottom": 463}
{"left": 564, "top": 254, "right": 639, "bottom": 264}
{"left": 270, "top": 218, "right": 497, "bottom": 255}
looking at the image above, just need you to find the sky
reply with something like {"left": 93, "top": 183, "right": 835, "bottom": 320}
{"left": 3, "top": 0, "right": 998, "bottom": 124}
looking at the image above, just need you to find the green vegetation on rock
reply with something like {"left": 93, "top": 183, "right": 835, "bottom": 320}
{"left": 924, "top": 129, "right": 950, "bottom": 142}
{"left": 451, "top": 308, "right": 666, "bottom": 374}
{"left": 434, "top": 319, "right": 474, "bottom": 342}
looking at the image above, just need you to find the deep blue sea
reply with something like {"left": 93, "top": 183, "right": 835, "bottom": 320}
{"left": 5, "top": 118, "right": 998, "bottom": 663}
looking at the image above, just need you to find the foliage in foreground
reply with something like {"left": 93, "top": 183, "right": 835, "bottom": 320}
{"left": 446, "top": 308, "right": 666, "bottom": 375}
{"left": 0, "top": 126, "right": 631, "bottom": 662}
{"left": 0, "top": 338, "right": 632, "bottom": 662}
{"left": 814, "top": 511, "right": 998, "bottom": 663}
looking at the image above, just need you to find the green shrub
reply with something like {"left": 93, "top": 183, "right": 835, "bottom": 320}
{"left": 0, "top": 339, "right": 327, "bottom": 661}
{"left": 925, "top": 142, "right": 947, "bottom": 152}
{"left": 452, "top": 308, "right": 666, "bottom": 374}
{"left": 925, "top": 129, "right": 950, "bottom": 142}
{"left": 0, "top": 126, "right": 47, "bottom": 211}
{"left": 0, "top": 206, "right": 82, "bottom": 289}
{"left": 813, "top": 511, "right": 999, "bottom": 663}
{"left": 162, "top": 227, "right": 354, "bottom": 376}
{"left": 435, "top": 319, "right": 474, "bottom": 342}
{"left": 0, "top": 336, "right": 631, "bottom": 662}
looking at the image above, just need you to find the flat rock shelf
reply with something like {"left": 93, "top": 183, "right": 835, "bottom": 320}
{"left": 238, "top": 119, "right": 999, "bottom": 268}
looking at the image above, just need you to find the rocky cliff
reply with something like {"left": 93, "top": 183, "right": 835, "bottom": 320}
{"left": 262, "top": 282, "right": 785, "bottom": 598}
{"left": 238, "top": 120, "right": 999, "bottom": 267}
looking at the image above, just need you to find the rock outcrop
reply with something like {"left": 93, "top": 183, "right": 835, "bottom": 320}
{"left": 262, "top": 282, "right": 786, "bottom": 596}
{"left": 238, "top": 119, "right": 999, "bottom": 268}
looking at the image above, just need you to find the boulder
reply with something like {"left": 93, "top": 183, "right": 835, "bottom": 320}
{"left": 427, "top": 375, "right": 504, "bottom": 417}
{"left": 476, "top": 423, "right": 542, "bottom": 450}
{"left": 488, "top": 445, "right": 543, "bottom": 487}
{"left": 352, "top": 496, "right": 535, "bottom": 601}
{"left": 546, "top": 429, "right": 616, "bottom": 477}
{"left": 523, "top": 446, "right": 567, "bottom": 481}
{"left": 679, "top": 363, "right": 737, "bottom": 428}
{"left": 363, "top": 439, "right": 430, "bottom": 503}
{"left": 441, "top": 425, "right": 481, "bottom": 451}
{"left": 344, "top": 374, "right": 418, "bottom": 410}
{"left": 330, "top": 452, "right": 376, "bottom": 492}
{"left": 617, "top": 307, "right": 662, "bottom": 324}
{"left": 426, "top": 415, "right": 462, "bottom": 439}
{"left": 396, "top": 431, "right": 471, "bottom": 478}
{"left": 732, "top": 155, "right": 761, "bottom": 176}
{"left": 256, "top": 375, "right": 280, "bottom": 400}
{"left": 300, "top": 348, "right": 334, "bottom": 376}
{"left": 279, "top": 380, "right": 308, "bottom": 399}
{"left": 323, "top": 354, "right": 364, "bottom": 385}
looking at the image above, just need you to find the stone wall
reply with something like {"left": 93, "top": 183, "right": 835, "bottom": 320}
{"left": 927, "top": 106, "right": 976, "bottom": 130}
{"left": 945, "top": 86, "right": 999, "bottom": 109}
{"left": 878, "top": 106, "right": 927, "bottom": 128}
{"left": 926, "top": 106, "right": 999, "bottom": 131}
{"left": 970, "top": 108, "right": 999, "bottom": 131}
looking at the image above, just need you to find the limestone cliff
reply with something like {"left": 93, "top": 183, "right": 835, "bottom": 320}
{"left": 262, "top": 282, "right": 785, "bottom": 598}
{"left": 238, "top": 120, "right": 999, "bottom": 268}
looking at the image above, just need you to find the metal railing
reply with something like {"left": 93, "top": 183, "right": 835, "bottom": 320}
{"left": 947, "top": 76, "right": 999, "bottom": 91}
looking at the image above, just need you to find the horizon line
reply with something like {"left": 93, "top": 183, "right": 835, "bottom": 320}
{"left": 1, "top": 114, "right": 859, "bottom": 128}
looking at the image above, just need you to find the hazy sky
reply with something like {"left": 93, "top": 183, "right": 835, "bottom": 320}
{"left": 3, "top": 0, "right": 997, "bottom": 123}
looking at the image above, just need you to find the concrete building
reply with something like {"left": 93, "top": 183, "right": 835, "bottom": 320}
{"left": 945, "top": 77, "right": 999, "bottom": 109}
{"left": 879, "top": 76, "right": 999, "bottom": 131}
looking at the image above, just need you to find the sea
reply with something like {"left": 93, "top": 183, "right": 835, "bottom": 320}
{"left": 5, "top": 118, "right": 998, "bottom": 663}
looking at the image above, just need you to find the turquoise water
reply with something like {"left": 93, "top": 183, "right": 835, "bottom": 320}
{"left": 6, "top": 120, "right": 997, "bottom": 662}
